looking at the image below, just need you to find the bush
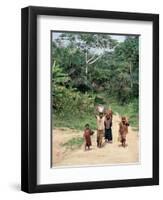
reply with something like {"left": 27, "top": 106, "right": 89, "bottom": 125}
{"left": 52, "top": 85, "right": 95, "bottom": 118}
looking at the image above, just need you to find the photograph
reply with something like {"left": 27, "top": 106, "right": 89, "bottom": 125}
{"left": 51, "top": 31, "right": 139, "bottom": 167}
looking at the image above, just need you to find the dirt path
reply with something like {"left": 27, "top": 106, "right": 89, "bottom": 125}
{"left": 52, "top": 113, "right": 139, "bottom": 167}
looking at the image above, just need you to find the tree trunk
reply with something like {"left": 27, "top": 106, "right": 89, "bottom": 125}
{"left": 85, "top": 52, "right": 88, "bottom": 84}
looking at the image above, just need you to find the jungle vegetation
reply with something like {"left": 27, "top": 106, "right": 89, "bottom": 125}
{"left": 52, "top": 32, "right": 139, "bottom": 129}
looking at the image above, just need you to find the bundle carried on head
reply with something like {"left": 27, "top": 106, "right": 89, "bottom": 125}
{"left": 96, "top": 105, "right": 105, "bottom": 113}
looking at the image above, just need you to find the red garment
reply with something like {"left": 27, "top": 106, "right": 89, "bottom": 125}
{"left": 119, "top": 122, "right": 129, "bottom": 143}
{"left": 83, "top": 128, "right": 92, "bottom": 147}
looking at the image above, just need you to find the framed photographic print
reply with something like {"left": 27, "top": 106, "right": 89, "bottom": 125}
{"left": 21, "top": 6, "right": 159, "bottom": 193}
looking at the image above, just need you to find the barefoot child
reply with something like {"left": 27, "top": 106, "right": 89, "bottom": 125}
{"left": 83, "top": 124, "right": 94, "bottom": 150}
{"left": 96, "top": 112, "right": 105, "bottom": 148}
{"left": 119, "top": 116, "right": 129, "bottom": 147}
{"left": 104, "top": 110, "right": 113, "bottom": 143}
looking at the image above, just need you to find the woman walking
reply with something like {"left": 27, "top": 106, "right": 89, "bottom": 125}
{"left": 104, "top": 111, "right": 113, "bottom": 143}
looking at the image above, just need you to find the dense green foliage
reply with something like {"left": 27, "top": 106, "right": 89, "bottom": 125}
{"left": 52, "top": 32, "right": 139, "bottom": 129}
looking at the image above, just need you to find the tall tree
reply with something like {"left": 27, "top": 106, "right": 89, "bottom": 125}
{"left": 53, "top": 32, "right": 118, "bottom": 89}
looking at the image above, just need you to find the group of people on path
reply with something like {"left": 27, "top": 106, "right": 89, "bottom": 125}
{"left": 83, "top": 106, "right": 129, "bottom": 151}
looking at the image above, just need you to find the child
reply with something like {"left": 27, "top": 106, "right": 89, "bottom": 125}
{"left": 96, "top": 112, "right": 105, "bottom": 148}
{"left": 119, "top": 116, "right": 129, "bottom": 147}
{"left": 104, "top": 110, "right": 113, "bottom": 143}
{"left": 83, "top": 124, "right": 94, "bottom": 150}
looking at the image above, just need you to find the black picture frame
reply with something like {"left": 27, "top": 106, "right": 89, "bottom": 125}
{"left": 21, "top": 6, "right": 159, "bottom": 193}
